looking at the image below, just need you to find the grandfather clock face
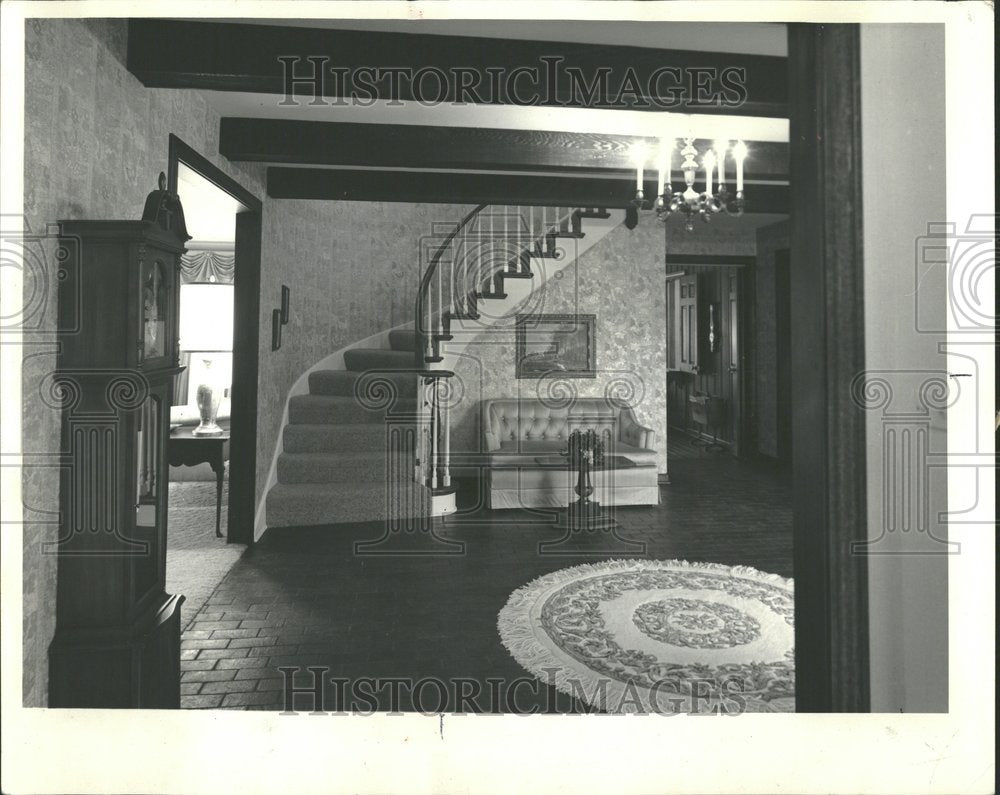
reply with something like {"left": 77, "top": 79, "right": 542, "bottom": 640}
{"left": 141, "top": 258, "right": 167, "bottom": 360}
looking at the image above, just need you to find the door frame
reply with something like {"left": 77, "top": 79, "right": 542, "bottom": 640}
{"left": 788, "top": 24, "right": 870, "bottom": 712}
{"left": 167, "top": 134, "right": 262, "bottom": 546}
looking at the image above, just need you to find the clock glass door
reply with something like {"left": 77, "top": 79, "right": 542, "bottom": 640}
{"left": 133, "top": 389, "right": 164, "bottom": 608}
{"left": 139, "top": 256, "right": 175, "bottom": 368}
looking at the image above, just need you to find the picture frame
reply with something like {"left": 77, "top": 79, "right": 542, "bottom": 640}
{"left": 271, "top": 308, "right": 282, "bottom": 351}
{"left": 280, "top": 284, "right": 290, "bottom": 325}
{"left": 515, "top": 313, "right": 596, "bottom": 379}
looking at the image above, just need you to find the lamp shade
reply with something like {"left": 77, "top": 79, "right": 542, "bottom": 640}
{"left": 179, "top": 283, "right": 234, "bottom": 351}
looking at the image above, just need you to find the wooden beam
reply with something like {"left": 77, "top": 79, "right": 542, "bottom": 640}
{"left": 221, "top": 119, "right": 789, "bottom": 181}
{"left": 267, "top": 167, "right": 790, "bottom": 213}
{"left": 788, "top": 23, "right": 870, "bottom": 712}
{"left": 128, "top": 20, "right": 788, "bottom": 117}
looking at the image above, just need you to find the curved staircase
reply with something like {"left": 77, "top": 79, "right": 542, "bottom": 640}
{"left": 265, "top": 336, "right": 430, "bottom": 528}
{"left": 264, "top": 205, "right": 620, "bottom": 529}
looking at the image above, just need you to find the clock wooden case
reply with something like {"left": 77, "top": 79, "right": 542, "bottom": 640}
{"left": 48, "top": 174, "right": 191, "bottom": 708}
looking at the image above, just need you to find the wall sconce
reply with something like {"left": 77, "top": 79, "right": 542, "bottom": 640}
{"left": 271, "top": 285, "right": 290, "bottom": 351}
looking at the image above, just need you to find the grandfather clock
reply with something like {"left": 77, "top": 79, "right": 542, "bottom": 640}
{"left": 48, "top": 174, "right": 190, "bottom": 708}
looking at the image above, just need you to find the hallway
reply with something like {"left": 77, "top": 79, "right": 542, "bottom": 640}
{"left": 178, "top": 440, "right": 792, "bottom": 711}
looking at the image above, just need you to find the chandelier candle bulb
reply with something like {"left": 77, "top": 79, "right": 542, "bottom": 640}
{"left": 715, "top": 141, "right": 728, "bottom": 188}
{"left": 703, "top": 150, "right": 715, "bottom": 198}
{"left": 656, "top": 138, "right": 669, "bottom": 196}
{"left": 631, "top": 142, "right": 649, "bottom": 193}
{"left": 734, "top": 140, "right": 747, "bottom": 193}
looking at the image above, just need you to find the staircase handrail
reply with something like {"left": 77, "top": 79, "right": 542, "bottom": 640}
{"left": 414, "top": 203, "right": 488, "bottom": 368}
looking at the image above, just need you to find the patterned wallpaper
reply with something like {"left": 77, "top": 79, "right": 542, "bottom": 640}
{"left": 448, "top": 219, "right": 757, "bottom": 476}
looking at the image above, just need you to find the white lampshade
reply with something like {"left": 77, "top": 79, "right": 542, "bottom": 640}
{"left": 179, "top": 283, "right": 234, "bottom": 351}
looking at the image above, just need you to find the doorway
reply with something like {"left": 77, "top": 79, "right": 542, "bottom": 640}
{"left": 664, "top": 255, "right": 755, "bottom": 457}
{"left": 167, "top": 135, "right": 262, "bottom": 546}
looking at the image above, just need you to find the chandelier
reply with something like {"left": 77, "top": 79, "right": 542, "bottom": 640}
{"left": 631, "top": 137, "right": 747, "bottom": 231}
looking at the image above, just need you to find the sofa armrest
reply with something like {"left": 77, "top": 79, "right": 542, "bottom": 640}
{"left": 618, "top": 407, "right": 655, "bottom": 450}
{"left": 482, "top": 404, "right": 501, "bottom": 452}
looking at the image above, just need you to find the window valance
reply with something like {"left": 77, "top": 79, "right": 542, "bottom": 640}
{"left": 180, "top": 248, "right": 235, "bottom": 284}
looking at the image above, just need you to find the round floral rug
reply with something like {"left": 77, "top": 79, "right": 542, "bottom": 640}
{"left": 497, "top": 559, "right": 795, "bottom": 714}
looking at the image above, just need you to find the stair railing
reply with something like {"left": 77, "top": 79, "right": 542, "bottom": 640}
{"left": 414, "top": 203, "right": 589, "bottom": 498}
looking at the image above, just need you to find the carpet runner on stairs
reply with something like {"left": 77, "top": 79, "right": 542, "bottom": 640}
{"left": 266, "top": 336, "right": 432, "bottom": 528}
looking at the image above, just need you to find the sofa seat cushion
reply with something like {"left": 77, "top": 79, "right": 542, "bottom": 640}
{"left": 490, "top": 463, "right": 657, "bottom": 490}
{"left": 491, "top": 440, "right": 564, "bottom": 459}
{"left": 488, "top": 440, "right": 657, "bottom": 467}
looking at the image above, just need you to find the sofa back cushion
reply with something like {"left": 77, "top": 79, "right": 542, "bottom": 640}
{"left": 484, "top": 398, "right": 619, "bottom": 446}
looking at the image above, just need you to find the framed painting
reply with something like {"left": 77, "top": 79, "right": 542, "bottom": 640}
{"left": 515, "top": 313, "right": 596, "bottom": 378}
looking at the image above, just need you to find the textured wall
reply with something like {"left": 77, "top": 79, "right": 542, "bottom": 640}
{"left": 21, "top": 18, "right": 467, "bottom": 705}
{"left": 861, "top": 24, "right": 949, "bottom": 712}
{"left": 753, "top": 220, "right": 790, "bottom": 457}
{"left": 664, "top": 222, "right": 756, "bottom": 259}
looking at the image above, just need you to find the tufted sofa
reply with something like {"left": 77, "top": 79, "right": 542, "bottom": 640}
{"left": 482, "top": 398, "right": 659, "bottom": 509}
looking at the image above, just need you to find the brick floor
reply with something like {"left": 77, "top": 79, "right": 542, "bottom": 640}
{"left": 180, "top": 439, "right": 792, "bottom": 712}
{"left": 166, "top": 479, "right": 245, "bottom": 628}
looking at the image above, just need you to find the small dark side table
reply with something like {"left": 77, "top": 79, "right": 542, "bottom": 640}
{"left": 168, "top": 426, "right": 230, "bottom": 537}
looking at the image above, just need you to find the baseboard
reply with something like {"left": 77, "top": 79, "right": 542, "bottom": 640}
{"left": 671, "top": 425, "right": 733, "bottom": 449}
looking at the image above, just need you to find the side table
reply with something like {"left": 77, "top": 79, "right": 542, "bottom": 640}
{"left": 168, "top": 426, "right": 230, "bottom": 538}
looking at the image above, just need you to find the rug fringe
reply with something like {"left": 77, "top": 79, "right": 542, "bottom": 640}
{"left": 501, "top": 558, "right": 793, "bottom": 609}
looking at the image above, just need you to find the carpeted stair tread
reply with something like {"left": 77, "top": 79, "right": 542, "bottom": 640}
{"left": 277, "top": 451, "right": 393, "bottom": 484}
{"left": 308, "top": 369, "right": 419, "bottom": 397}
{"left": 282, "top": 422, "right": 416, "bottom": 453}
{"left": 266, "top": 481, "right": 432, "bottom": 527}
{"left": 288, "top": 394, "right": 418, "bottom": 425}
{"left": 344, "top": 348, "right": 416, "bottom": 371}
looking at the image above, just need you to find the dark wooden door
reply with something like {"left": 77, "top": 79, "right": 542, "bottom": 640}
{"left": 775, "top": 249, "right": 792, "bottom": 461}
{"left": 677, "top": 274, "right": 698, "bottom": 373}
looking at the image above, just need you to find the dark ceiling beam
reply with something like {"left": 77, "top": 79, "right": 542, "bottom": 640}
{"left": 267, "top": 167, "right": 790, "bottom": 214}
{"left": 221, "top": 119, "right": 789, "bottom": 181}
{"left": 127, "top": 20, "right": 788, "bottom": 117}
